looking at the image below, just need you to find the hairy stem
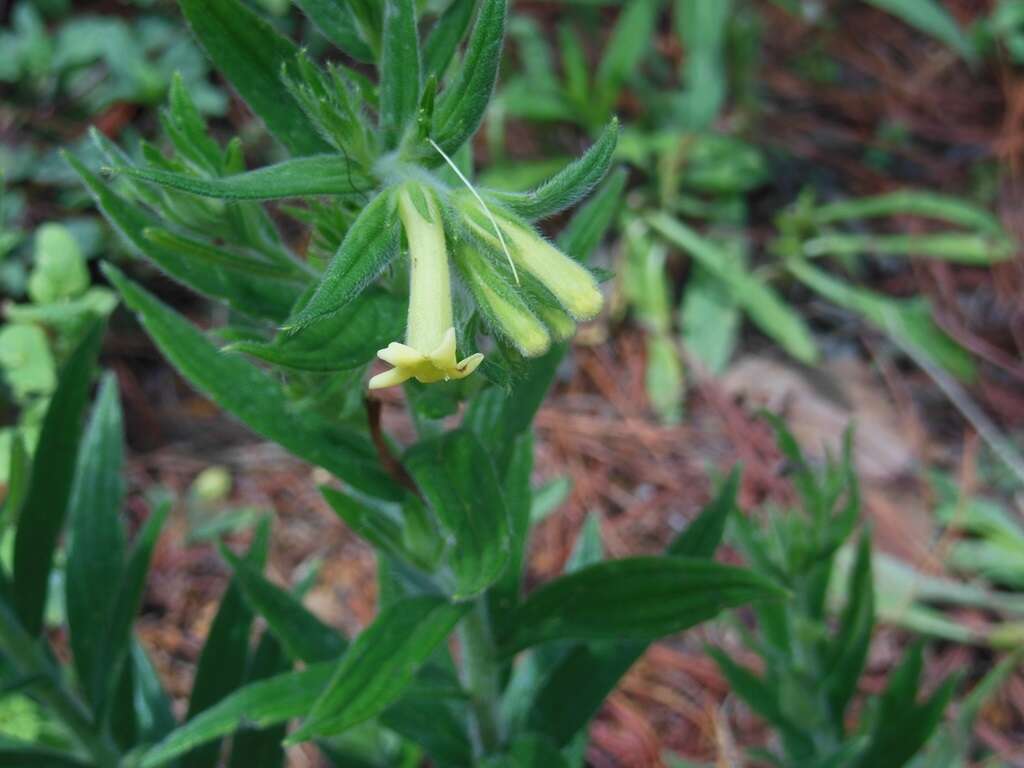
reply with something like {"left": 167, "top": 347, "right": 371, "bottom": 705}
{"left": 458, "top": 599, "right": 503, "bottom": 757}
{"left": 0, "top": 600, "right": 120, "bottom": 767}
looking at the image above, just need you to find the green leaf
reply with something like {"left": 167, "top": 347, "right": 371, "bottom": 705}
{"left": 164, "top": 73, "right": 223, "bottom": 176}
{"left": 825, "top": 531, "right": 874, "bottom": 725}
{"left": 295, "top": 0, "right": 374, "bottom": 62}
{"left": 708, "top": 648, "right": 810, "bottom": 748}
{"left": 183, "top": 524, "right": 269, "bottom": 768}
{"left": 810, "top": 190, "right": 1005, "bottom": 234}
{"left": 524, "top": 641, "right": 645, "bottom": 747}
{"left": 864, "top": 0, "right": 976, "bottom": 63}
{"left": 681, "top": 262, "right": 741, "bottom": 375}
{"left": 403, "top": 430, "right": 511, "bottom": 600}
{"left": 855, "top": 644, "right": 956, "bottom": 768}
{"left": 321, "top": 487, "right": 409, "bottom": 563}
{"left": 674, "top": 0, "right": 731, "bottom": 129}
{"left": 1, "top": 433, "right": 29, "bottom": 540}
{"left": 559, "top": 167, "right": 628, "bottom": 261}
{"left": 100, "top": 501, "right": 171, "bottom": 729}
{"left": 131, "top": 639, "right": 178, "bottom": 744}
{"left": 565, "top": 513, "right": 604, "bottom": 573}
{"left": 227, "top": 632, "right": 289, "bottom": 768}
{"left": 103, "top": 265, "right": 398, "bottom": 500}
{"left": 482, "top": 734, "right": 570, "bottom": 768}
{"left": 431, "top": 0, "right": 507, "bottom": 155}
{"left": 177, "top": 0, "right": 332, "bottom": 155}
{"left": 488, "top": 432, "right": 534, "bottom": 636}
{"left": 648, "top": 213, "right": 819, "bottom": 364}
{"left": 488, "top": 119, "right": 619, "bottom": 220}
{"left": 499, "top": 556, "right": 781, "bottom": 654}
{"left": 112, "top": 156, "right": 371, "bottom": 200}
{"left": 13, "top": 322, "right": 104, "bottom": 636}
{"left": 228, "top": 289, "right": 405, "bottom": 372}
{"left": 523, "top": 475, "right": 740, "bottom": 746}
{"left": 596, "top": 0, "right": 658, "bottom": 106}
{"left": 222, "top": 548, "right": 347, "bottom": 664}
{"left": 284, "top": 190, "right": 400, "bottom": 332}
{"left": 288, "top": 596, "right": 469, "bottom": 741}
{"left": 0, "top": 738, "right": 91, "bottom": 768}
{"left": 67, "top": 152, "right": 302, "bottom": 323}
{"left": 786, "top": 259, "right": 975, "bottom": 381}
{"left": 65, "top": 373, "right": 126, "bottom": 710}
{"left": 803, "top": 232, "right": 1012, "bottom": 265}
{"left": 667, "top": 468, "right": 739, "bottom": 558}
{"left": 378, "top": 694, "right": 474, "bottom": 767}
{"left": 423, "top": 0, "right": 475, "bottom": 78}
{"left": 141, "top": 663, "right": 335, "bottom": 768}
{"left": 0, "top": 324, "right": 56, "bottom": 401}
{"left": 380, "top": 0, "right": 421, "bottom": 148}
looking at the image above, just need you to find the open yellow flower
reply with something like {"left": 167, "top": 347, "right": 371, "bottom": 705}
{"left": 368, "top": 186, "right": 483, "bottom": 390}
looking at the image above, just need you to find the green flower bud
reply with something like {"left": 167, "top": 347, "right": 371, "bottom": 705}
{"left": 454, "top": 245, "right": 551, "bottom": 357}
{"left": 459, "top": 201, "right": 604, "bottom": 321}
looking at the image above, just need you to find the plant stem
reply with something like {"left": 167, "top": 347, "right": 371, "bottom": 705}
{"left": 0, "top": 600, "right": 121, "bottom": 767}
{"left": 458, "top": 598, "right": 503, "bottom": 757}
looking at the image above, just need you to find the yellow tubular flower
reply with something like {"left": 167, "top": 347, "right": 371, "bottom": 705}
{"left": 368, "top": 187, "right": 483, "bottom": 390}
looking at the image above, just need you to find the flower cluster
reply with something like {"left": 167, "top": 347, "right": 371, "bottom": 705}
{"left": 367, "top": 182, "right": 605, "bottom": 389}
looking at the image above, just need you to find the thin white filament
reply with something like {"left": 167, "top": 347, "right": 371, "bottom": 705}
{"left": 427, "top": 138, "right": 520, "bottom": 285}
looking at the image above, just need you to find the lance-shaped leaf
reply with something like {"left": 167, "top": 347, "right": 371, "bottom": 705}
{"left": 431, "top": 0, "right": 507, "bottom": 155}
{"left": 803, "top": 232, "right": 1013, "bottom": 265}
{"left": 423, "top": 0, "right": 475, "bottom": 78}
{"left": 221, "top": 547, "right": 347, "bottom": 664}
{"left": 810, "top": 190, "right": 1005, "bottom": 234}
{"left": 559, "top": 167, "right": 626, "bottom": 261}
{"left": 183, "top": 524, "right": 269, "bottom": 768}
{"left": 295, "top": 0, "right": 374, "bottom": 62}
{"left": 65, "top": 374, "right": 127, "bottom": 710}
{"left": 67, "top": 153, "right": 302, "bottom": 323}
{"left": 786, "top": 259, "right": 975, "bottom": 381}
{"left": 403, "top": 430, "right": 512, "bottom": 600}
{"left": 380, "top": 0, "right": 421, "bottom": 148}
{"left": 227, "top": 289, "right": 405, "bottom": 372}
{"left": 487, "top": 433, "right": 534, "bottom": 637}
{"left": 141, "top": 663, "right": 335, "bottom": 768}
{"left": 226, "top": 631, "right": 289, "bottom": 768}
{"left": 288, "top": 596, "right": 469, "bottom": 741}
{"left": 111, "top": 156, "right": 372, "bottom": 200}
{"left": 321, "top": 487, "right": 409, "bottom": 564}
{"left": 0, "top": 739, "right": 91, "bottom": 768}
{"left": 178, "top": 0, "right": 331, "bottom": 155}
{"left": 488, "top": 119, "right": 619, "bottom": 221}
{"left": 132, "top": 639, "right": 178, "bottom": 745}
{"left": 98, "top": 501, "right": 171, "bottom": 724}
{"left": 13, "top": 321, "right": 104, "bottom": 636}
{"left": 523, "top": 472, "right": 740, "bottom": 745}
{"left": 285, "top": 190, "right": 400, "bottom": 332}
{"left": 825, "top": 532, "right": 875, "bottom": 726}
{"left": 648, "top": 212, "right": 819, "bottom": 364}
{"left": 104, "top": 264, "right": 399, "bottom": 500}
{"left": 499, "top": 556, "right": 781, "bottom": 655}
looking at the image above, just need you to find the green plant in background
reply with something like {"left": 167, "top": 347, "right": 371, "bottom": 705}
{"left": 1, "top": 325, "right": 174, "bottom": 766}
{"left": 500, "top": 0, "right": 1014, "bottom": 425}
{"left": 0, "top": 1, "right": 225, "bottom": 116}
{"left": 0, "top": 218, "right": 116, "bottom": 482}
{"left": 713, "top": 420, "right": 958, "bottom": 768}
{"left": 0, "top": 0, "right": 786, "bottom": 765}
